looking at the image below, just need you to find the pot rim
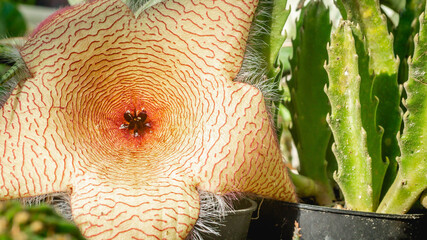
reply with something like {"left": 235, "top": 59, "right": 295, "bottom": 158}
{"left": 225, "top": 198, "right": 258, "bottom": 216}
{"left": 277, "top": 201, "right": 426, "bottom": 220}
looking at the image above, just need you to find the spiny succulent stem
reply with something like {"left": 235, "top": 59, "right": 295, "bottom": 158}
{"left": 377, "top": 11, "right": 427, "bottom": 214}
{"left": 286, "top": 1, "right": 334, "bottom": 205}
{"left": 1, "top": 62, "right": 21, "bottom": 86}
{"left": 325, "top": 21, "right": 389, "bottom": 212}
{"left": 341, "top": 0, "right": 401, "bottom": 194}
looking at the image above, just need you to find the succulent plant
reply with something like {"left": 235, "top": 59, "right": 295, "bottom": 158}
{"left": 286, "top": 1, "right": 334, "bottom": 206}
{"left": 1, "top": 0, "right": 425, "bottom": 239}
{"left": 288, "top": 0, "right": 426, "bottom": 214}
{"left": 325, "top": 20, "right": 388, "bottom": 212}
{"left": 377, "top": 6, "right": 427, "bottom": 214}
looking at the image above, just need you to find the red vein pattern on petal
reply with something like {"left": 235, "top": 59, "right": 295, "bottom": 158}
{"left": 196, "top": 82, "right": 296, "bottom": 201}
{"left": 0, "top": 81, "right": 75, "bottom": 199}
{"left": 71, "top": 175, "right": 199, "bottom": 239}
{"left": 1, "top": 0, "right": 296, "bottom": 239}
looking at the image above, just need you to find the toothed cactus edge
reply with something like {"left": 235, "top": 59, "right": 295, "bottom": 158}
{"left": 341, "top": 0, "right": 401, "bottom": 195}
{"left": 377, "top": 11, "right": 427, "bottom": 214}
{"left": 286, "top": 1, "right": 334, "bottom": 205}
{"left": 325, "top": 21, "right": 387, "bottom": 212}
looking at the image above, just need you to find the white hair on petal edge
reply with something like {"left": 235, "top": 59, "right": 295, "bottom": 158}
{"left": 122, "top": 0, "right": 163, "bottom": 16}
{"left": 20, "top": 192, "right": 72, "bottom": 220}
{"left": 0, "top": 38, "right": 27, "bottom": 66}
{"left": 0, "top": 44, "right": 31, "bottom": 107}
{"left": 236, "top": 0, "right": 282, "bottom": 111}
{"left": 186, "top": 191, "right": 244, "bottom": 240}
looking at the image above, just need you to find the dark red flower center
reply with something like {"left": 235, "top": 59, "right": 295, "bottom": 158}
{"left": 121, "top": 109, "right": 151, "bottom": 137}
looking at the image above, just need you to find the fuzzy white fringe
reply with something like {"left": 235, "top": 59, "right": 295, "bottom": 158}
{"left": 235, "top": 0, "right": 281, "bottom": 114}
{"left": 186, "top": 191, "right": 243, "bottom": 240}
{"left": 0, "top": 45, "right": 30, "bottom": 107}
{"left": 19, "top": 193, "right": 73, "bottom": 220}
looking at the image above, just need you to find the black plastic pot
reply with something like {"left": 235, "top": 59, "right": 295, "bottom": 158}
{"left": 247, "top": 199, "right": 427, "bottom": 240}
{"left": 201, "top": 198, "right": 258, "bottom": 240}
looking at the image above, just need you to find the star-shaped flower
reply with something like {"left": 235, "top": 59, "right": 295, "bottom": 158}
{"left": 0, "top": 0, "right": 296, "bottom": 239}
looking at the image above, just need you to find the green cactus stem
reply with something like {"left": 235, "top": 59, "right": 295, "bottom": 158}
{"left": 341, "top": 0, "right": 401, "bottom": 193}
{"left": 341, "top": 0, "right": 397, "bottom": 73}
{"left": 0, "top": 45, "right": 28, "bottom": 106}
{"left": 0, "top": 62, "right": 21, "bottom": 85}
{"left": 351, "top": 23, "right": 388, "bottom": 210}
{"left": 325, "top": 21, "right": 388, "bottom": 212}
{"left": 393, "top": 0, "right": 426, "bottom": 85}
{"left": 377, "top": 11, "right": 427, "bottom": 214}
{"left": 388, "top": 0, "right": 426, "bottom": 196}
{"left": 260, "top": 0, "right": 290, "bottom": 128}
{"left": 287, "top": 1, "right": 334, "bottom": 205}
{"left": 289, "top": 171, "right": 325, "bottom": 199}
{"left": 381, "top": 0, "right": 405, "bottom": 13}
